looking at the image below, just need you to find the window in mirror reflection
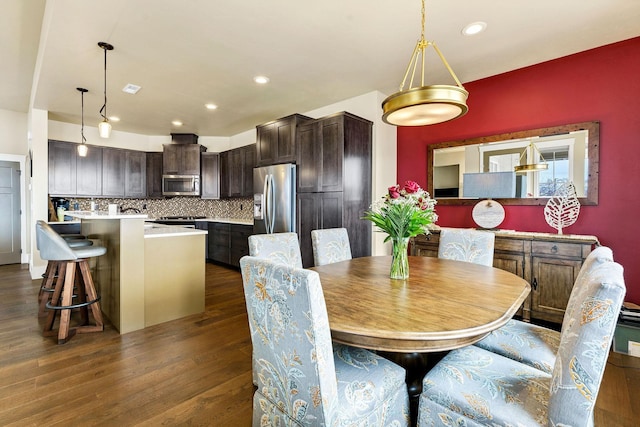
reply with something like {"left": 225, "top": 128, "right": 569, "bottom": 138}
{"left": 434, "top": 129, "right": 588, "bottom": 199}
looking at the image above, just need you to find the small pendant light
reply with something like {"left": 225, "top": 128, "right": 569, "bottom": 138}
{"left": 77, "top": 87, "right": 89, "bottom": 157}
{"left": 98, "top": 41, "right": 114, "bottom": 138}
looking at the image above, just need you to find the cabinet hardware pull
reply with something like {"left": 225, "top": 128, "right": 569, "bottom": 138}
{"left": 551, "top": 245, "right": 558, "bottom": 253}
{"left": 532, "top": 278, "right": 538, "bottom": 290}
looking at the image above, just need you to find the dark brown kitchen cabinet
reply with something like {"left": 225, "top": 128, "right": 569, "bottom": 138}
{"left": 195, "top": 221, "right": 209, "bottom": 259}
{"left": 256, "top": 114, "right": 312, "bottom": 166}
{"left": 146, "top": 152, "right": 163, "bottom": 198}
{"left": 411, "top": 230, "right": 598, "bottom": 324}
{"left": 162, "top": 143, "right": 205, "bottom": 175}
{"left": 295, "top": 112, "right": 373, "bottom": 267}
{"left": 125, "top": 150, "right": 146, "bottom": 198}
{"left": 102, "top": 148, "right": 125, "bottom": 197}
{"left": 201, "top": 152, "right": 220, "bottom": 199}
{"left": 208, "top": 222, "right": 230, "bottom": 264}
{"left": 76, "top": 145, "right": 102, "bottom": 196}
{"left": 230, "top": 224, "right": 252, "bottom": 267}
{"left": 48, "top": 140, "right": 77, "bottom": 196}
{"left": 297, "top": 192, "right": 343, "bottom": 267}
{"left": 220, "top": 144, "right": 256, "bottom": 198}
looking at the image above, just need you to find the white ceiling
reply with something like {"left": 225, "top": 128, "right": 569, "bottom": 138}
{"left": 3, "top": 0, "right": 640, "bottom": 137}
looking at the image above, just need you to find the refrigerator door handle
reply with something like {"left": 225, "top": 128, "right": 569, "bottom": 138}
{"left": 263, "top": 174, "right": 271, "bottom": 233}
{"left": 267, "top": 174, "right": 276, "bottom": 234}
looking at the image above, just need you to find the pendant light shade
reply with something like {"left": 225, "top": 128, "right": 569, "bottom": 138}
{"left": 382, "top": 0, "right": 468, "bottom": 126}
{"left": 98, "top": 41, "right": 114, "bottom": 138}
{"left": 77, "top": 87, "right": 88, "bottom": 157}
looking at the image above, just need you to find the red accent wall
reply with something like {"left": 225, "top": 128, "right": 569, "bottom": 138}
{"left": 397, "top": 37, "right": 640, "bottom": 304}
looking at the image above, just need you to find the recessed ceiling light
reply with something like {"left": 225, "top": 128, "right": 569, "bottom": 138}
{"left": 205, "top": 103, "right": 218, "bottom": 110}
{"left": 254, "top": 75, "right": 270, "bottom": 84}
{"left": 122, "top": 83, "right": 142, "bottom": 94}
{"left": 109, "top": 116, "right": 120, "bottom": 122}
{"left": 462, "top": 21, "right": 487, "bottom": 36}
{"left": 172, "top": 120, "right": 183, "bottom": 127}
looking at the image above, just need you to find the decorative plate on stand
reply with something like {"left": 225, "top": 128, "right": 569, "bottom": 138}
{"left": 472, "top": 199, "right": 505, "bottom": 229}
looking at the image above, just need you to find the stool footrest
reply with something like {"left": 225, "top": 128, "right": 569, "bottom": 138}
{"left": 46, "top": 295, "right": 101, "bottom": 311}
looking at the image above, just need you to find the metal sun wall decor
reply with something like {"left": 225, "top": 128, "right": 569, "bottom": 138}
{"left": 544, "top": 182, "right": 581, "bottom": 234}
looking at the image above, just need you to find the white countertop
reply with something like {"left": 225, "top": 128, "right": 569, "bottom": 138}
{"left": 144, "top": 223, "right": 208, "bottom": 238}
{"left": 66, "top": 211, "right": 149, "bottom": 220}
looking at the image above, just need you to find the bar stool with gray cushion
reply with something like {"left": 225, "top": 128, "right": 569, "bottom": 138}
{"left": 311, "top": 227, "right": 352, "bottom": 266}
{"left": 247, "top": 232, "right": 302, "bottom": 268}
{"left": 438, "top": 227, "right": 495, "bottom": 267}
{"left": 36, "top": 225, "right": 94, "bottom": 317}
{"left": 36, "top": 220, "right": 106, "bottom": 344}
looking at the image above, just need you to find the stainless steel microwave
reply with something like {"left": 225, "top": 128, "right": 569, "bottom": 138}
{"left": 162, "top": 175, "right": 200, "bottom": 196}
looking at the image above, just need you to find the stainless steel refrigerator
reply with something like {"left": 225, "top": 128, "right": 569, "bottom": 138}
{"left": 253, "top": 163, "right": 296, "bottom": 234}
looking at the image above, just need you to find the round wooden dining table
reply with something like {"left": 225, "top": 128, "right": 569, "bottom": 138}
{"left": 310, "top": 255, "right": 531, "bottom": 418}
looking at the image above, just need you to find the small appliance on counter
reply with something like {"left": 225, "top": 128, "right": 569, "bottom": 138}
{"left": 51, "top": 197, "right": 71, "bottom": 221}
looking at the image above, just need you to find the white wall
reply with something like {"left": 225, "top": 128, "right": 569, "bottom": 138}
{"left": 0, "top": 109, "right": 28, "bottom": 155}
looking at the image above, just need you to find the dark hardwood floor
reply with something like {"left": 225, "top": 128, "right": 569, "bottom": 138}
{"left": 0, "top": 262, "right": 638, "bottom": 426}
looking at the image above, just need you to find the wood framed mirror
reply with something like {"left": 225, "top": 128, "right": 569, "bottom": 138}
{"left": 427, "top": 121, "right": 599, "bottom": 206}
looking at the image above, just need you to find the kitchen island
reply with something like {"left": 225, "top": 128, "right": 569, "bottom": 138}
{"left": 67, "top": 212, "right": 206, "bottom": 334}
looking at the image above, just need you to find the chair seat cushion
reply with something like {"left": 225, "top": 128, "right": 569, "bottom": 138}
{"left": 474, "top": 319, "right": 560, "bottom": 374}
{"left": 332, "top": 344, "right": 408, "bottom": 424}
{"left": 418, "top": 345, "right": 551, "bottom": 427}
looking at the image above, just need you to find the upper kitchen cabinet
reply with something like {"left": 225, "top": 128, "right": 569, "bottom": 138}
{"left": 255, "top": 114, "right": 312, "bottom": 166}
{"left": 102, "top": 148, "right": 125, "bottom": 197}
{"left": 297, "top": 112, "right": 372, "bottom": 193}
{"left": 146, "top": 152, "right": 163, "bottom": 198}
{"left": 76, "top": 145, "right": 103, "bottom": 196}
{"left": 125, "top": 150, "right": 146, "bottom": 198}
{"left": 163, "top": 134, "right": 206, "bottom": 175}
{"left": 201, "top": 152, "right": 220, "bottom": 199}
{"left": 220, "top": 144, "right": 256, "bottom": 198}
{"left": 48, "top": 140, "right": 77, "bottom": 196}
{"left": 49, "top": 140, "right": 102, "bottom": 196}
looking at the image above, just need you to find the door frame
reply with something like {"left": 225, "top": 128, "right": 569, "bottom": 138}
{"left": 0, "top": 154, "right": 27, "bottom": 264}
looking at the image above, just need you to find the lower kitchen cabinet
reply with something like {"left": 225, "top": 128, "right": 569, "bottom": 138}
{"left": 411, "top": 230, "right": 599, "bottom": 323}
{"left": 230, "top": 224, "right": 252, "bottom": 267}
{"left": 195, "top": 221, "right": 209, "bottom": 259}
{"left": 206, "top": 222, "right": 252, "bottom": 268}
{"left": 208, "top": 222, "right": 230, "bottom": 264}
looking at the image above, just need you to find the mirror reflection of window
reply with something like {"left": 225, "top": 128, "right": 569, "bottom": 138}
{"left": 538, "top": 148, "right": 569, "bottom": 196}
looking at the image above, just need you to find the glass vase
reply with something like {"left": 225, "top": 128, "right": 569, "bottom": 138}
{"left": 390, "top": 237, "right": 410, "bottom": 279}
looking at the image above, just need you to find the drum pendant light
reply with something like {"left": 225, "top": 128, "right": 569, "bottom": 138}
{"left": 98, "top": 42, "right": 114, "bottom": 138}
{"left": 382, "top": 0, "right": 468, "bottom": 126}
{"left": 77, "top": 87, "right": 89, "bottom": 157}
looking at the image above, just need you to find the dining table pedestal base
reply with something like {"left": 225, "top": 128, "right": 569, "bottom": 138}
{"left": 379, "top": 351, "right": 447, "bottom": 426}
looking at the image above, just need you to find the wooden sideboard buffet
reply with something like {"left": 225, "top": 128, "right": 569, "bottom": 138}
{"left": 411, "top": 229, "right": 599, "bottom": 324}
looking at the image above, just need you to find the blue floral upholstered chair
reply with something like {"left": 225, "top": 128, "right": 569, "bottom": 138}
{"left": 474, "top": 246, "right": 614, "bottom": 375}
{"left": 311, "top": 228, "right": 352, "bottom": 266}
{"left": 240, "top": 256, "right": 410, "bottom": 426}
{"left": 437, "top": 228, "right": 495, "bottom": 267}
{"left": 248, "top": 232, "right": 303, "bottom": 268}
{"left": 417, "top": 254, "right": 625, "bottom": 427}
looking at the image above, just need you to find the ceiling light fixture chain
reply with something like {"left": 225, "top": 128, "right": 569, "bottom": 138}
{"left": 98, "top": 41, "right": 114, "bottom": 138}
{"left": 382, "top": 0, "right": 469, "bottom": 126}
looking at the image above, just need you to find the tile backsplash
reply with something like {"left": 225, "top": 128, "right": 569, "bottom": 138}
{"left": 63, "top": 197, "right": 253, "bottom": 221}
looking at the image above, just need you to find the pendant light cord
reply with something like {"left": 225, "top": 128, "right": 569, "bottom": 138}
{"left": 81, "top": 90, "right": 86, "bottom": 143}
{"left": 100, "top": 46, "right": 108, "bottom": 120}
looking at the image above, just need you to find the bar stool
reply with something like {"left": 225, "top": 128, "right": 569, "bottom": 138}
{"left": 36, "top": 227, "right": 94, "bottom": 317}
{"left": 36, "top": 221, "right": 106, "bottom": 344}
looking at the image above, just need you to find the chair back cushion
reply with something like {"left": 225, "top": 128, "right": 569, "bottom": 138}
{"left": 311, "top": 228, "right": 352, "bottom": 266}
{"left": 549, "top": 259, "right": 625, "bottom": 426}
{"left": 438, "top": 227, "right": 495, "bottom": 267}
{"left": 248, "top": 232, "right": 303, "bottom": 268}
{"left": 36, "top": 220, "right": 77, "bottom": 261}
{"left": 561, "top": 246, "right": 614, "bottom": 334}
{"left": 240, "top": 256, "right": 337, "bottom": 424}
